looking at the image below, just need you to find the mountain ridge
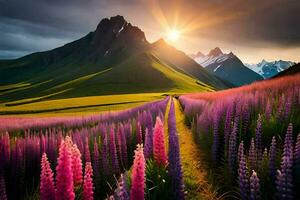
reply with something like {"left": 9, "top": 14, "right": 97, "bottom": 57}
{"left": 0, "top": 15, "right": 229, "bottom": 103}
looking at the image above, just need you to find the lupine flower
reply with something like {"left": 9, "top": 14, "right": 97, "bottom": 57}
{"left": 228, "top": 117, "right": 238, "bottom": 173}
{"left": 168, "top": 100, "right": 184, "bottom": 200}
{"left": 83, "top": 162, "right": 94, "bottom": 200}
{"left": 92, "top": 138, "right": 100, "bottom": 181}
{"left": 40, "top": 153, "right": 55, "bottom": 200}
{"left": 143, "top": 129, "right": 152, "bottom": 159}
{"left": 250, "top": 170, "right": 260, "bottom": 200}
{"left": 109, "top": 126, "right": 120, "bottom": 174}
{"left": 56, "top": 140, "right": 75, "bottom": 200}
{"left": 153, "top": 117, "right": 167, "bottom": 167}
{"left": 212, "top": 111, "right": 220, "bottom": 164}
{"left": 71, "top": 144, "right": 83, "bottom": 186}
{"left": 0, "top": 176, "right": 7, "bottom": 200}
{"left": 136, "top": 122, "right": 143, "bottom": 144}
{"left": 255, "top": 115, "right": 262, "bottom": 163}
{"left": 84, "top": 137, "right": 91, "bottom": 163}
{"left": 116, "top": 173, "right": 129, "bottom": 200}
{"left": 238, "top": 141, "right": 249, "bottom": 200}
{"left": 102, "top": 133, "right": 110, "bottom": 176}
{"left": 130, "top": 145, "right": 146, "bottom": 200}
{"left": 295, "top": 133, "right": 300, "bottom": 165}
{"left": 224, "top": 106, "right": 233, "bottom": 147}
{"left": 276, "top": 124, "right": 294, "bottom": 200}
{"left": 144, "top": 112, "right": 154, "bottom": 159}
{"left": 265, "top": 99, "right": 272, "bottom": 121}
{"left": 120, "top": 126, "right": 128, "bottom": 168}
{"left": 269, "top": 136, "right": 277, "bottom": 179}
{"left": 249, "top": 138, "right": 256, "bottom": 170}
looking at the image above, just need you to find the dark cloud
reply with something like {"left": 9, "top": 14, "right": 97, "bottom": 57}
{"left": 0, "top": 0, "right": 299, "bottom": 59}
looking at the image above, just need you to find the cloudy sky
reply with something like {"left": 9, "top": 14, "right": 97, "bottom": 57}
{"left": 0, "top": 0, "right": 299, "bottom": 63}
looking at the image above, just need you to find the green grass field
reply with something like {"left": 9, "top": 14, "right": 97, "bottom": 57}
{"left": 0, "top": 93, "right": 167, "bottom": 116}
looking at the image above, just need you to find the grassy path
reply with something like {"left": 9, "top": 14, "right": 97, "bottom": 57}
{"left": 173, "top": 98, "right": 218, "bottom": 200}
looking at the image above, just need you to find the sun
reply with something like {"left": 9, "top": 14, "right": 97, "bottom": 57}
{"left": 167, "top": 30, "right": 180, "bottom": 41}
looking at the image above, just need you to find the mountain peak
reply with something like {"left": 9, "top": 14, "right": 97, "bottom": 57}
{"left": 96, "top": 15, "right": 127, "bottom": 33}
{"left": 208, "top": 47, "right": 223, "bottom": 57}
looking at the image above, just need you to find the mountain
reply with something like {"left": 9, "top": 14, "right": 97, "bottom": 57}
{"left": 0, "top": 15, "right": 229, "bottom": 103}
{"left": 245, "top": 59, "right": 296, "bottom": 78}
{"left": 272, "top": 63, "right": 300, "bottom": 78}
{"left": 191, "top": 47, "right": 263, "bottom": 86}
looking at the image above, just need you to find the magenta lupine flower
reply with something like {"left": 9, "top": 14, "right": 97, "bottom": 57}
{"left": 238, "top": 141, "right": 249, "bottom": 200}
{"left": 0, "top": 176, "right": 7, "bottom": 200}
{"left": 71, "top": 144, "right": 83, "bottom": 186}
{"left": 84, "top": 137, "right": 91, "bottom": 163}
{"left": 109, "top": 126, "right": 120, "bottom": 174}
{"left": 228, "top": 117, "right": 238, "bottom": 173}
{"left": 255, "top": 115, "right": 262, "bottom": 163}
{"left": 136, "top": 122, "right": 143, "bottom": 144}
{"left": 248, "top": 138, "right": 256, "bottom": 170}
{"left": 269, "top": 136, "right": 277, "bottom": 179}
{"left": 83, "top": 162, "right": 94, "bottom": 200}
{"left": 55, "top": 140, "right": 75, "bottom": 200}
{"left": 40, "top": 153, "right": 55, "bottom": 200}
{"left": 153, "top": 117, "right": 168, "bottom": 167}
{"left": 116, "top": 127, "right": 123, "bottom": 168}
{"left": 276, "top": 124, "right": 294, "bottom": 200}
{"left": 250, "top": 170, "right": 260, "bottom": 200}
{"left": 130, "top": 145, "right": 145, "bottom": 200}
{"left": 168, "top": 100, "right": 184, "bottom": 200}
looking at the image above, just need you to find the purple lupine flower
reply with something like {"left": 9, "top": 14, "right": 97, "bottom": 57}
{"left": 0, "top": 176, "right": 7, "bottom": 200}
{"left": 238, "top": 141, "right": 249, "bottom": 200}
{"left": 168, "top": 100, "right": 184, "bottom": 200}
{"left": 276, "top": 94, "right": 285, "bottom": 121}
{"left": 143, "top": 112, "right": 154, "bottom": 159}
{"left": 265, "top": 99, "right": 272, "bottom": 121}
{"left": 84, "top": 137, "right": 91, "bottom": 163}
{"left": 93, "top": 138, "right": 100, "bottom": 182}
{"left": 295, "top": 133, "right": 300, "bottom": 164}
{"left": 269, "top": 136, "right": 277, "bottom": 180}
{"left": 250, "top": 170, "right": 260, "bottom": 200}
{"left": 228, "top": 117, "right": 238, "bottom": 173}
{"left": 284, "top": 95, "right": 292, "bottom": 120}
{"left": 224, "top": 105, "right": 233, "bottom": 149}
{"left": 102, "top": 133, "right": 110, "bottom": 176}
{"left": 116, "top": 173, "right": 129, "bottom": 200}
{"left": 109, "top": 126, "right": 120, "bottom": 174}
{"left": 120, "top": 125, "right": 128, "bottom": 169}
{"left": 212, "top": 110, "right": 220, "bottom": 164}
{"left": 276, "top": 124, "right": 294, "bottom": 200}
{"left": 242, "top": 105, "right": 250, "bottom": 135}
{"left": 255, "top": 115, "right": 262, "bottom": 163}
{"left": 136, "top": 122, "right": 143, "bottom": 145}
{"left": 249, "top": 138, "right": 256, "bottom": 170}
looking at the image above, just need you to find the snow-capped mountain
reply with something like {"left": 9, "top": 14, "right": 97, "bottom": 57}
{"left": 245, "top": 60, "right": 296, "bottom": 78}
{"left": 190, "top": 47, "right": 263, "bottom": 86}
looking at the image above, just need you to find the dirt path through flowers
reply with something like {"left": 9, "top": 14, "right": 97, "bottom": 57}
{"left": 173, "top": 98, "right": 218, "bottom": 200}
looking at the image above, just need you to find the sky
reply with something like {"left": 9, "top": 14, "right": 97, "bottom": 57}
{"left": 0, "top": 0, "right": 299, "bottom": 63}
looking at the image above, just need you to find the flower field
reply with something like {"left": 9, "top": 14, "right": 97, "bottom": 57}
{"left": 0, "top": 97, "right": 186, "bottom": 200}
{"left": 179, "top": 74, "right": 300, "bottom": 199}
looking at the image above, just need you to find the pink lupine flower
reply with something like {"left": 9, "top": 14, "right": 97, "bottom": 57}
{"left": 130, "top": 145, "right": 146, "bottom": 200}
{"left": 153, "top": 117, "right": 167, "bottom": 166}
{"left": 71, "top": 144, "right": 83, "bottom": 186}
{"left": 83, "top": 162, "right": 94, "bottom": 200}
{"left": 40, "top": 153, "right": 55, "bottom": 200}
{"left": 56, "top": 140, "right": 75, "bottom": 200}
{"left": 84, "top": 137, "right": 91, "bottom": 163}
